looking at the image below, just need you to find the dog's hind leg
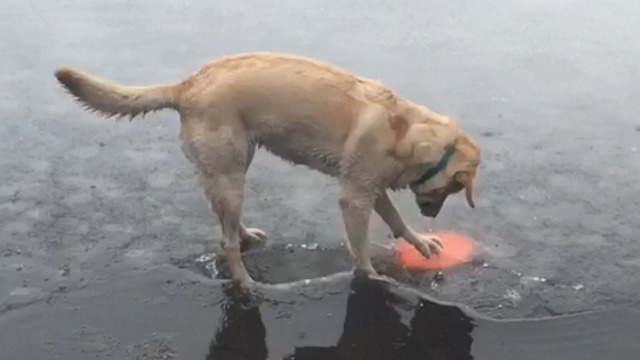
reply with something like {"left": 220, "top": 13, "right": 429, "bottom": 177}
{"left": 184, "top": 121, "right": 255, "bottom": 283}
{"left": 203, "top": 173, "right": 253, "bottom": 283}
{"left": 238, "top": 141, "right": 267, "bottom": 251}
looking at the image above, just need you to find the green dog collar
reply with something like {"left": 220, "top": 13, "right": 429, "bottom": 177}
{"left": 414, "top": 146, "right": 455, "bottom": 185}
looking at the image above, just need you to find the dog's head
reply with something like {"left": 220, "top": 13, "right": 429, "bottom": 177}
{"left": 410, "top": 132, "right": 480, "bottom": 217}
{"left": 390, "top": 109, "right": 480, "bottom": 218}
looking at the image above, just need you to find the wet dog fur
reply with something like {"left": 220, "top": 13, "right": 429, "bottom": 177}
{"left": 54, "top": 52, "right": 480, "bottom": 284}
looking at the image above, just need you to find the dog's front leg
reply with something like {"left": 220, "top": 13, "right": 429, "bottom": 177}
{"left": 339, "top": 190, "right": 378, "bottom": 277}
{"left": 374, "top": 191, "right": 443, "bottom": 258}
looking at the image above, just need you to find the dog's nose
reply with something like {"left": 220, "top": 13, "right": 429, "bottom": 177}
{"left": 418, "top": 198, "right": 446, "bottom": 218}
{"left": 419, "top": 203, "right": 438, "bottom": 217}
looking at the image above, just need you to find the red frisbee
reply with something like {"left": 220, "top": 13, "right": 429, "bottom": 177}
{"left": 395, "top": 231, "right": 477, "bottom": 270}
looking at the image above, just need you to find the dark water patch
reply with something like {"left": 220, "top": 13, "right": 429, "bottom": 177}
{"left": 176, "top": 246, "right": 595, "bottom": 319}
{"left": 1, "top": 268, "right": 638, "bottom": 359}
{"left": 207, "top": 273, "right": 640, "bottom": 360}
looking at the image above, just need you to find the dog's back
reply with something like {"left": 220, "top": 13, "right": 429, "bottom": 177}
{"left": 55, "top": 52, "right": 398, "bottom": 175}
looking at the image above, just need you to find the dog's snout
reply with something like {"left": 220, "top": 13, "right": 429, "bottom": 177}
{"left": 418, "top": 202, "right": 431, "bottom": 211}
{"left": 416, "top": 193, "right": 447, "bottom": 218}
{"left": 417, "top": 201, "right": 440, "bottom": 218}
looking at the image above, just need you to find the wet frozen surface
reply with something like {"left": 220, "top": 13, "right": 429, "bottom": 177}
{"left": 3, "top": 270, "right": 640, "bottom": 360}
{"left": 1, "top": 0, "right": 640, "bottom": 359}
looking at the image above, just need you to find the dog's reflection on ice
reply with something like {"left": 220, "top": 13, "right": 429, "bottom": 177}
{"left": 206, "top": 275, "right": 475, "bottom": 360}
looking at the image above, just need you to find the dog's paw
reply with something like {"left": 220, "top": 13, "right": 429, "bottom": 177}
{"left": 240, "top": 227, "right": 267, "bottom": 252}
{"left": 228, "top": 275, "right": 256, "bottom": 289}
{"left": 367, "top": 273, "right": 397, "bottom": 284}
{"left": 410, "top": 232, "right": 443, "bottom": 258}
{"left": 352, "top": 268, "right": 397, "bottom": 284}
{"left": 353, "top": 265, "right": 379, "bottom": 278}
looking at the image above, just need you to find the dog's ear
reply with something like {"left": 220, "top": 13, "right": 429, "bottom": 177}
{"left": 450, "top": 133, "right": 480, "bottom": 208}
{"left": 454, "top": 168, "right": 476, "bottom": 208}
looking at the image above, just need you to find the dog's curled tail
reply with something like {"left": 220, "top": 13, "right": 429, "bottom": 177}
{"left": 54, "top": 67, "right": 181, "bottom": 119}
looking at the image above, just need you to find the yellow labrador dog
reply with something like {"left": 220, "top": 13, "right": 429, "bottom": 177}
{"left": 54, "top": 52, "right": 480, "bottom": 284}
